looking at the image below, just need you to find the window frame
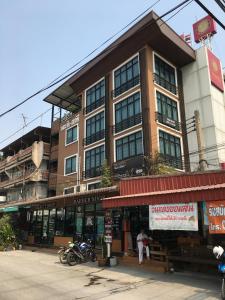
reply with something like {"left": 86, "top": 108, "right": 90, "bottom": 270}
{"left": 63, "top": 186, "right": 75, "bottom": 195}
{"left": 84, "top": 109, "right": 105, "bottom": 145}
{"left": 84, "top": 77, "right": 105, "bottom": 116}
{"left": 114, "top": 129, "right": 144, "bottom": 162}
{"left": 112, "top": 54, "right": 140, "bottom": 98}
{"left": 65, "top": 125, "right": 78, "bottom": 146}
{"left": 153, "top": 52, "right": 178, "bottom": 96}
{"left": 84, "top": 144, "right": 105, "bottom": 178}
{"left": 64, "top": 154, "right": 78, "bottom": 176}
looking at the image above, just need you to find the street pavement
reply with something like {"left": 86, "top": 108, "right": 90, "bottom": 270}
{"left": 0, "top": 250, "right": 221, "bottom": 300}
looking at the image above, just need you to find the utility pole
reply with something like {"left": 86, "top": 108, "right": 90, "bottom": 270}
{"left": 194, "top": 110, "right": 207, "bottom": 171}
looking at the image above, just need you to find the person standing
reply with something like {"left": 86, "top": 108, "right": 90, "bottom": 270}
{"left": 137, "top": 229, "right": 151, "bottom": 264}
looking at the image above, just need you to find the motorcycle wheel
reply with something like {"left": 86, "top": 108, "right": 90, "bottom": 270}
{"left": 59, "top": 251, "right": 67, "bottom": 264}
{"left": 67, "top": 252, "right": 80, "bottom": 266}
{"left": 221, "top": 278, "right": 225, "bottom": 300}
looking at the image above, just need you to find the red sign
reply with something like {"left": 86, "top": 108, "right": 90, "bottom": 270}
{"left": 207, "top": 49, "right": 224, "bottom": 92}
{"left": 193, "top": 15, "right": 217, "bottom": 43}
{"left": 207, "top": 201, "right": 225, "bottom": 234}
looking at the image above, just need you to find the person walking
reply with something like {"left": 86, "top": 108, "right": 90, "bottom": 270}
{"left": 137, "top": 229, "right": 152, "bottom": 264}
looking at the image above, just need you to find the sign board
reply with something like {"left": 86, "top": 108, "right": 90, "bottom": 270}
{"left": 113, "top": 155, "right": 145, "bottom": 179}
{"left": 193, "top": 15, "right": 217, "bottom": 43}
{"left": 207, "top": 49, "right": 224, "bottom": 92}
{"left": 206, "top": 201, "right": 225, "bottom": 234}
{"left": 60, "top": 115, "right": 79, "bottom": 131}
{"left": 104, "top": 236, "right": 112, "bottom": 243}
{"left": 149, "top": 203, "right": 198, "bottom": 231}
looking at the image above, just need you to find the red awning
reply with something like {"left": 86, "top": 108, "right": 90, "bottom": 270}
{"left": 102, "top": 183, "right": 225, "bottom": 208}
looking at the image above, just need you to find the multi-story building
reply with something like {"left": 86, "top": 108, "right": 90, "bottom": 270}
{"left": 0, "top": 127, "right": 50, "bottom": 207}
{"left": 45, "top": 11, "right": 195, "bottom": 197}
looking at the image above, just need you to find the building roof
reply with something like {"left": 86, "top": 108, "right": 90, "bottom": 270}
{"left": 1, "top": 126, "right": 51, "bottom": 157}
{"left": 44, "top": 11, "right": 196, "bottom": 111}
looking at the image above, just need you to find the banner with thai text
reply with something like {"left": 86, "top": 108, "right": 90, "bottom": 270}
{"left": 207, "top": 201, "right": 225, "bottom": 234}
{"left": 149, "top": 203, "right": 198, "bottom": 231}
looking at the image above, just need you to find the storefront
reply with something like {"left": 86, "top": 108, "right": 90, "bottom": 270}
{"left": 102, "top": 171, "right": 225, "bottom": 270}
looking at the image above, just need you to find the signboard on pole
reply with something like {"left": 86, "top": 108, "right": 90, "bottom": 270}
{"left": 149, "top": 203, "right": 198, "bottom": 231}
{"left": 206, "top": 201, "right": 225, "bottom": 234}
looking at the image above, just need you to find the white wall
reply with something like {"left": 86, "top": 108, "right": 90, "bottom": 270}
{"left": 182, "top": 46, "right": 225, "bottom": 170}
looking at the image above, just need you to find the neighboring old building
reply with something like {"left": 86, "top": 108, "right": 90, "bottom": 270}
{"left": 0, "top": 127, "right": 50, "bottom": 207}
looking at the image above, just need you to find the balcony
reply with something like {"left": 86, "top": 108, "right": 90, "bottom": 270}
{"left": 113, "top": 113, "right": 142, "bottom": 134}
{"left": 112, "top": 75, "right": 140, "bottom": 98}
{"left": 153, "top": 73, "right": 178, "bottom": 95}
{"left": 155, "top": 112, "right": 181, "bottom": 131}
{"left": 84, "top": 97, "right": 105, "bottom": 115}
{"left": 83, "top": 130, "right": 105, "bottom": 146}
{"left": 0, "top": 146, "right": 33, "bottom": 171}
{"left": 160, "top": 154, "right": 183, "bottom": 170}
{"left": 83, "top": 167, "right": 102, "bottom": 179}
{"left": 0, "top": 169, "right": 49, "bottom": 189}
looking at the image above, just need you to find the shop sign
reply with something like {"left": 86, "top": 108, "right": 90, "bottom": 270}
{"left": 104, "top": 210, "right": 112, "bottom": 243}
{"left": 193, "top": 15, "right": 217, "bottom": 43}
{"left": 206, "top": 201, "right": 225, "bottom": 234}
{"left": 60, "top": 115, "right": 79, "bottom": 131}
{"left": 149, "top": 203, "right": 198, "bottom": 231}
{"left": 104, "top": 236, "right": 112, "bottom": 243}
{"left": 74, "top": 196, "right": 101, "bottom": 205}
{"left": 113, "top": 156, "right": 145, "bottom": 179}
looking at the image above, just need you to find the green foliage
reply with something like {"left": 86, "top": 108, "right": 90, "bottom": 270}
{"left": 100, "top": 160, "right": 112, "bottom": 188}
{"left": 144, "top": 151, "right": 177, "bottom": 175}
{"left": 0, "top": 215, "right": 16, "bottom": 250}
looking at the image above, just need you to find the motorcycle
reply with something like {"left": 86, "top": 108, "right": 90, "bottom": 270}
{"left": 213, "top": 246, "right": 225, "bottom": 300}
{"left": 66, "top": 239, "right": 96, "bottom": 266}
{"left": 58, "top": 241, "right": 74, "bottom": 264}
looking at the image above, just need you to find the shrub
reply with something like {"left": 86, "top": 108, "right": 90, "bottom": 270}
{"left": 0, "top": 215, "right": 17, "bottom": 250}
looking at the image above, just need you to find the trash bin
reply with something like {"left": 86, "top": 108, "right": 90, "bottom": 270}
{"left": 110, "top": 256, "right": 117, "bottom": 267}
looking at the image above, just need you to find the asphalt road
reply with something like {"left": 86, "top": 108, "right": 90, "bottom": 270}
{"left": 0, "top": 250, "right": 221, "bottom": 300}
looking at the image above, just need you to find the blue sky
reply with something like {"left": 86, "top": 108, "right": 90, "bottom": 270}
{"left": 0, "top": 0, "right": 224, "bottom": 149}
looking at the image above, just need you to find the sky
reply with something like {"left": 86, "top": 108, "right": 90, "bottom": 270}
{"left": 0, "top": 0, "right": 224, "bottom": 149}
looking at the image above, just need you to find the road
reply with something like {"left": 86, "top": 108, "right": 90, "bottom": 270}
{"left": 0, "top": 250, "right": 221, "bottom": 300}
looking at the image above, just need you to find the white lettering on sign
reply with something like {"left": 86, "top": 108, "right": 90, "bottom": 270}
{"left": 60, "top": 115, "right": 79, "bottom": 131}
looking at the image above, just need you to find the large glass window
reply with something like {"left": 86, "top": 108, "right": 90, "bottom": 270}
{"left": 116, "top": 131, "right": 143, "bottom": 161}
{"left": 66, "top": 126, "right": 78, "bottom": 145}
{"left": 154, "top": 55, "right": 177, "bottom": 94}
{"left": 159, "top": 130, "right": 182, "bottom": 169}
{"left": 115, "top": 92, "right": 141, "bottom": 133}
{"left": 85, "top": 111, "right": 105, "bottom": 145}
{"left": 55, "top": 208, "right": 65, "bottom": 236}
{"left": 85, "top": 79, "right": 105, "bottom": 114}
{"left": 64, "top": 207, "right": 75, "bottom": 236}
{"left": 157, "top": 91, "right": 179, "bottom": 130}
{"left": 65, "top": 155, "right": 77, "bottom": 175}
{"left": 114, "top": 56, "right": 140, "bottom": 97}
{"left": 85, "top": 145, "right": 105, "bottom": 178}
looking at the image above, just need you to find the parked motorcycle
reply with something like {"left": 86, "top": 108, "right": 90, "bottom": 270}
{"left": 213, "top": 246, "right": 225, "bottom": 300}
{"left": 58, "top": 241, "right": 74, "bottom": 264}
{"left": 66, "top": 239, "right": 96, "bottom": 266}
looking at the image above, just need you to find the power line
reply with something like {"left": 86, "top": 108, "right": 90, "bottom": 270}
{"left": 214, "top": 0, "right": 225, "bottom": 13}
{"left": 0, "top": 0, "right": 162, "bottom": 119}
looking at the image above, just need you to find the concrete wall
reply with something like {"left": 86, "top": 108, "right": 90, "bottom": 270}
{"left": 182, "top": 46, "right": 225, "bottom": 170}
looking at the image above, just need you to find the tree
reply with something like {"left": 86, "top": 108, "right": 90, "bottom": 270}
{"left": 0, "top": 215, "right": 16, "bottom": 250}
{"left": 144, "top": 151, "right": 177, "bottom": 175}
{"left": 100, "top": 160, "right": 112, "bottom": 188}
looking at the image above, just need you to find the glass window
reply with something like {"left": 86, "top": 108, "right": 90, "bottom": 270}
{"left": 66, "top": 126, "right": 78, "bottom": 145}
{"left": 114, "top": 92, "right": 141, "bottom": 133}
{"left": 86, "top": 111, "right": 105, "bottom": 144}
{"left": 65, "top": 155, "right": 77, "bottom": 175}
{"left": 55, "top": 208, "right": 65, "bottom": 236}
{"left": 64, "top": 186, "right": 75, "bottom": 195}
{"left": 86, "top": 79, "right": 105, "bottom": 113}
{"left": 114, "top": 56, "right": 140, "bottom": 97}
{"left": 154, "top": 55, "right": 177, "bottom": 94}
{"left": 115, "top": 131, "right": 143, "bottom": 161}
{"left": 159, "top": 130, "right": 182, "bottom": 169}
{"left": 88, "top": 182, "right": 101, "bottom": 191}
{"left": 64, "top": 207, "right": 75, "bottom": 236}
{"left": 85, "top": 145, "right": 105, "bottom": 178}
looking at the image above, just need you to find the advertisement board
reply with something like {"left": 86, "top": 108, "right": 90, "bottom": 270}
{"left": 193, "top": 15, "right": 217, "bottom": 43}
{"left": 149, "top": 203, "right": 198, "bottom": 231}
{"left": 207, "top": 49, "right": 224, "bottom": 92}
{"left": 206, "top": 201, "right": 225, "bottom": 234}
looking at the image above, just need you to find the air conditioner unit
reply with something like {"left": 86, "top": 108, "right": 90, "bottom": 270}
{"left": 75, "top": 184, "right": 87, "bottom": 193}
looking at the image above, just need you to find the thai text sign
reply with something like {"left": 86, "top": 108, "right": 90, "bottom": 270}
{"left": 193, "top": 15, "right": 217, "bottom": 43}
{"left": 207, "top": 201, "right": 225, "bottom": 234}
{"left": 207, "top": 49, "right": 224, "bottom": 92}
{"left": 149, "top": 203, "right": 198, "bottom": 231}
